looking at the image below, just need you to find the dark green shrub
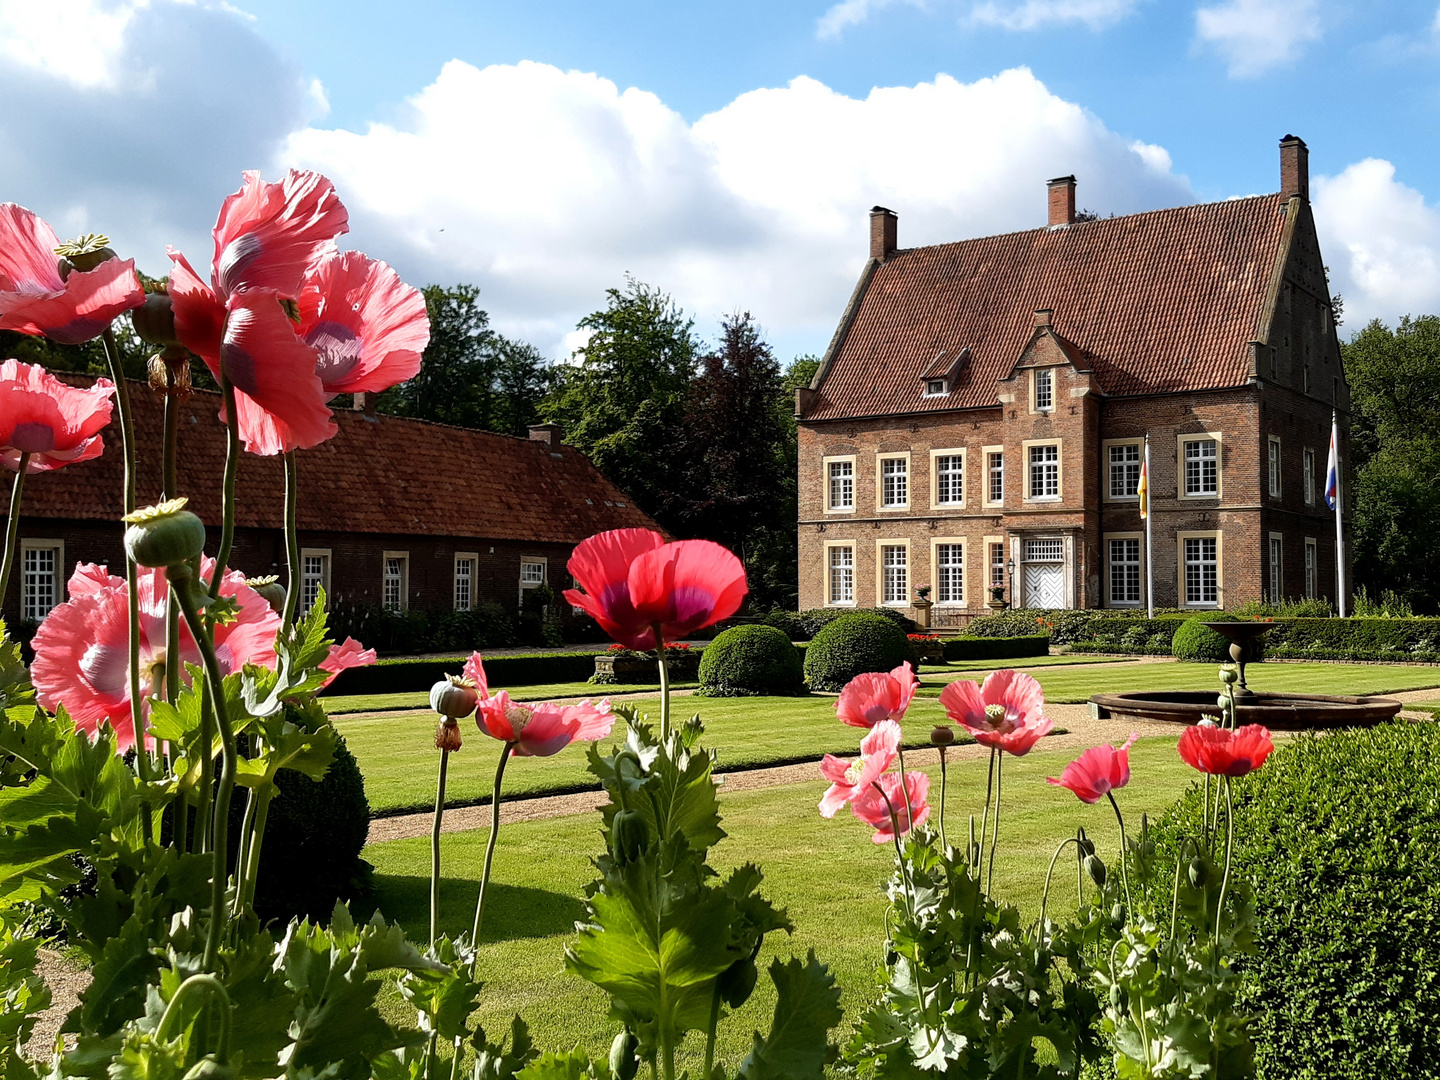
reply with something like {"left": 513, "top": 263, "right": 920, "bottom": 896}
{"left": 322, "top": 650, "right": 608, "bottom": 695}
{"left": 941, "top": 635, "right": 1050, "bottom": 661}
{"left": 696, "top": 625, "right": 805, "bottom": 696}
{"left": 1149, "top": 723, "right": 1440, "bottom": 1077}
{"left": 802, "top": 611, "right": 915, "bottom": 691}
{"left": 1262, "top": 616, "right": 1440, "bottom": 661}
{"left": 964, "top": 608, "right": 1186, "bottom": 645}
{"left": 1170, "top": 613, "right": 1241, "bottom": 662}
{"left": 760, "top": 609, "right": 808, "bottom": 641}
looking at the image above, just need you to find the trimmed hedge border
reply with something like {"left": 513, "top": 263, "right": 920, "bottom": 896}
{"left": 942, "top": 635, "right": 1050, "bottom": 661}
{"left": 322, "top": 650, "right": 610, "bottom": 696}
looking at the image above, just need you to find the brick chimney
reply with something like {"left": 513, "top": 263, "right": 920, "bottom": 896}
{"left": 869, "top": 206, "right": 897, "bottom": 261}
{"left": 1034, "top": 308, "right": 1054, "bottom": 327}
{"left": 1047, "top": 175, "right": 1076, "bottom": 226}
{"left": 528, "top": 423, "right": 564, "bottom": 449}
{"left": 1280, "top": 134, "right": 1308, "bottom": 201}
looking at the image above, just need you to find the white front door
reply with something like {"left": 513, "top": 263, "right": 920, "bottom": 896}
{"left": 1023, "top": 538, "right": 1066, "bottom": 608}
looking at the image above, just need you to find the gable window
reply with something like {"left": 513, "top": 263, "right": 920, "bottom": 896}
{"left": 825, "top": 457, "right": 855, "bottom": 512}
{"left": 1108, "top": 442, "right": 1141, "bottom": 499}
{"left": 1027, "top": 443, "right": 1060, "bottom": 500}
{"left": 382, "top": 552, "right": 409, "bottom": 613}
{"left": 300, "top": 548, "right": 331, "bottom": 614}
{"left": 827, "top": 544, "right": 855, "bottom": 605}
{"left": 986, "top": 449, "right": 1004, "bottom": 505}
{"left": 1304, "top": 538, "right": 1317, "bottom": 599}
{"left": 935, "top": 542, "right": 964, "bottom": 605}
{"left": 1033, "top": 368, "right": 1053, "bottom": 412}
{"left": 1268, "top": 534, "right": 1283, "bottom": 602}
{"left": 933, "top": 451, "right": 964, "bottom": 506}
{"left": 1268, "top": 436, "right": 1282, "bottom": 498}
{"left": 923, "top": 379, "right": 948, "bottom": 397}
{"left": 880, "top": 544, "right": 908, "bottom": 605}
{"left": 454, "top": 553, "right": 477, "bottom": 611}
{"left": 1108, "top": 537, "right": 1141, "bottom": 606}
{"left": 1182, "top": 534, "right": 1220, "bottom": 607}
{"left": 20, "top": 540, "right": 62, "bottom": 622}
{"left": 1181, "top": 437, "right": 1219, "bottom": 497}
{"left": 1303, "top": 449, "right": 1316, "bottom": 506}
{"left": 879, "top": 455, "right": 909, "bottom": 509}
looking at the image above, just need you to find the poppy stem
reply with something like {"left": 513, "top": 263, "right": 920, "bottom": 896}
{"left": 1105, "top": 791, "right": 1134, "bottom": 914}
{"left": 977, "top": 748, "right": 996, "bottom": 879}
{"left": 208, "top": 374, "right": 240, "bottom": 600}
{"left": 894, "top": 745, "right": 916, "bottom": 827}
{"left": 239, "top": 787, "right": 272, "bottom": 914}
{"left": 0, "top": 454, "right": 29, "bottom": 616}
{"left": 1215, "top": 777, "right": 1235, "bottom": 940}
{"left": 1169, "top": 837, "right": 1193, "bottom": 940}
{"left": 1039, "top": 836, "right": 1081, "bottom": 945}
{"left": 987, "top": 752, "right": 1002, "bottom": 895}
{"left": 654, "top": 625, "right": 670, "bottom": 743}
{"left": 162, "top": 382, "right": 182, "bottom": 713}
{"left": 937, "top": 745, "right": 948, "bottom": 851}
{"left": 471, "top": 745, "right": 512, "bottom": 942}
{"left": 431, "top": 747, "right": 451, "bottom": 946}
{"left": 281, "top": 451, "right": 300, "bottom": 625}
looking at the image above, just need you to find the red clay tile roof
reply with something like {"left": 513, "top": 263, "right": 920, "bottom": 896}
{"left": 805, "top": 193, "right": 1287, "bottom": 420}
{"left": 13, "top": 377, "right": 662, "bottom": 543}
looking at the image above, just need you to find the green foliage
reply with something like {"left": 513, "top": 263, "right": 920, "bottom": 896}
{"left": 323, "top": 651, "right": 609, "bottom": 696}
{"left": 0, "top": 909, "right": 50, "bottom": 1073}
{"left": 941, "top": 634, "right": 1051, "bottom": 662}
{"left": 760, "top": 607, "right": 917, "bottom": 642}
{"left": 327, "top": 601, "right": 522, "bottom": 658}
{"left": 1170, "top": 614, "right": 1241, "bottom": 662}
{"left": 1230, "top": 597, "right": 1333, "bottom": 619}
{"left": 801, "top": 612, "right": 915, "bottom": 692}
{"left": 966, "top": 609, "right": 1186, "bottom": 646}
{"left": 696, "top": 626, "right": 805, "bottom": 697}
{"left": 1352, "top": 585, "right": 1416, "bottom": 618}
{"left": 1259, "top": 616, "right": 1440, "bottom": 661}
{"left": 1148, "top": 722, "right": 1440, "bottom": 1078}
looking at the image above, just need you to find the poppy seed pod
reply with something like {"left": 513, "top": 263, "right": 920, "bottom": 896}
{"left": 123, "top": 498, "right": 207, "bottom": 568}
{"left": 609, "top": 1030, "right": 639, "bottom": 1080}
{"left": 1109, "top": 983, "right": 1127, "bottom": 1011}
{"left": 430, "top": 676, "right": 478, "bottom": 720}
{"left": 435, "top": 719, "right": 462, "bottom": 753}
{"left": 55, "top": 233, "right": 119, "bottom": 278}
{"left": 611, "top": 809, "right": 649, "bottom": 864}
{"left": 1188, "top": 856, "right": 1211, "bottom": 888}
{"left": 1219, "top": 666, "right": 1239, "bottom": 685}
{"left": 247, "top": 575, "right": 287, "bottom": 614}
{"left": 1110, "top": 902, "right": 1126, "bottom": 928}
{"left": 930, "top": 724, "right": 955, "bottom": 747}
{"left": 717, "top": 956, "right": 758, "bottom": 1008}
{"left": 1084, "top": 853, "right": 1107, "bottom": 887}
{"left": 131, "top": 292, "right": 181, "bottom": 347}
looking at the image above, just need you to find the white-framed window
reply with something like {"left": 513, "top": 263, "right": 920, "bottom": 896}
{"left": 1268, "top": 436, "right": 1282, "bottom": 498}
{"left": 454, "top": 552, "right": 477, "bottom": 611}
{"left": 934, "top": 541, "right": 964, "bottom": 605}
{"left": 932, "top": 449, "right": 965, "bottom": 507}
{"left": 1107, "top": 442, "right": 1142, "bottom": 500}
{"left": 1304, "top": 537, "right": 1317, "bottom": 599}
{"left": 1026, "top": 442, "right": 1060, "bottom": 500}
{"left": 20, "top": 539, "right": 62, "bottom": 622}
{"left": 827, "top": 544, "right": 855, "bottom": 605}
{"left": 824, "top": 455, "right": 855, "bottom": 513}
{"left": 1180, "top": 533, "right": 1220, "bottom": 607}
{"left": 382, "top": 552, "right": 409, "bottom": 613}
{"left": 300, "top": 548, "right": 331, "bottom": 615}
{"left": 1303, "top": 449, "right": 1316, "bottom": 506}
{"left": 520, "top": 560, "right": 546, "bottom": 589}
{"left": 1033, "top": 368, "right": 1054, "bottom": 412}
{"left": 923, "top": 378, "right": 948, "bottom": 397}
{"left": 1180, "top": 436, "right": 1220, "bottom": 497}
{"left": 878, "top": 455, "right": 909, "bottom": 509}
{"left": 1268, "top": 533, "right": 1283, "bottom": 602}
{"left": 1107, "top": 536, "right": 1142, "bottom": 606}
{"left": 879, "top": 543, "right": 908, "bottom": 605}
{"left": 984, "top": 447, "right": 1004, "bottom": 506}
{"left": 989, "top": 541, "right": 1006, "bottom": 589}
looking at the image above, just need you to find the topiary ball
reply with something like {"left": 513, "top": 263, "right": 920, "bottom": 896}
{"left": 696, "top": 624, "right": 805, "bottom": 697}
{"left": 802, "top": 611, "right": 915, "bottom": 692}
{"left": 1170, "top": 613, "right": 1241, "bottom": 662}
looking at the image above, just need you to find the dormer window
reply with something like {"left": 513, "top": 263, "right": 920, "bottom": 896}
{"left": 924, "top": 379, "right": 948, "bottom": 397}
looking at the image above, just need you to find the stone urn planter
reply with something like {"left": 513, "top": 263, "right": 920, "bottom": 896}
{"left": 908, "top": 635, "right": 946, "bottom": 664}
{"left": 593, "top": 649, "right": 702, "bottom": 683}
{"left": 986, "top": 586, "right": 1008, "bottom": 612}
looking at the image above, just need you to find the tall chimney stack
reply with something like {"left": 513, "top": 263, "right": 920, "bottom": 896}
{"left": 1047, "top": 175, "right": 1076, "bottom": 227}
{"left": 869, "top": 206, "right": 897, "bottom": 261}
{"left": 1280, "top": 134, "right": 1309, "bottom": 201}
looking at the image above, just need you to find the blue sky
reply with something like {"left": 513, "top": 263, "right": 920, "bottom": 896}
{"left": 2, "top": 0, "right": 1438, "bottom": 361}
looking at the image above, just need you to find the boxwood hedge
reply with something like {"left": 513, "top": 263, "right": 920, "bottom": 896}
{"left": 942, "top": 634, "right": 1051, "bottom": 661}
{"left": 802, "top": 611, "right": 916, "bottom": 691}
{"left": 322, "top": 650, "right": 608, "bottom": 695}
{"left": 696, "top": 625, "right": 805, "bottom": 696}
{"left": 1170, "top": 612, "right": 1242, "bottom": 662}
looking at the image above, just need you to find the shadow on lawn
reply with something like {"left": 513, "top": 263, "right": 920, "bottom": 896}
{"left": 373, "top": 875, "right": 584, "bottom": 943}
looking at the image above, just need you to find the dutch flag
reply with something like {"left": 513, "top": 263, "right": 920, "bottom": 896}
{"left": 1325, "top": 418, "right": 1340, "bottom": 510}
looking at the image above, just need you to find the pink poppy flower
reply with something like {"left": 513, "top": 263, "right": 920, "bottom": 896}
{"left": 851, "top": 771, "right": 931, "bottom": 844}
{"left": 297, "top": 249, "right": 429, "bottom": 397}
{"left": 818, "top": 719, "right": 901, "bottom": 817}
{"left": 1178, "top": 723, "right": 1275, "bottom": 777}
{"left": 463, "top": 653, "right": 614, "bottom": 757}
{"left": 31, "top": 558, "right": 280, "bottom": 751}
{"left": 0, "top": 360, "right": 115, "bottom": 472}
{"left": 319, "top": 637, "right": 377, "bottom": 690}
{"left": 564, "top": 528, "right": 747, "bottom": 651}
{"left": 0, "top": 205, "right": 144, "bottom": 343}
{"left": 835, "top": 662, "right": 918, "bottom": 729}
{"left": 1047, "top": 734, "right": 1139, "bottom": 804}
{"left": 938, "top": 669, "right": 1054, "bottom": 756}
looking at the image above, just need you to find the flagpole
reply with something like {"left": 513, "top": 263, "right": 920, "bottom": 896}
{"left": 1143, "top": 435, "right": 1154, "bottom": 619}
{"left": 1332, "top": 411, "right": 1346, "bottom": 617}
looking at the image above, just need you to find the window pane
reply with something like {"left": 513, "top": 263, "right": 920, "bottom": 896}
{"left": 22, "top": 547, "right": 57, "bottom": 621}
{"left": 1028, "top": 444, "right": 1059, "bottom": 498}
{"left": 988, "top": 452, "right": 1004, "bottom": 503}
{"left": 1184, "top": 440, "right": 1218, "bottom": 496}
{"left": 1269, "top": 439, "right": 1281, "bottom": 497}
{"left": 302, "top": 554, "right": 328, "bottom": 614}
{"left": 1035, "top": 369, "right": 1052, "bottom": 410}
{"left": 455, "top": 558, "right": 474, "bottom": 611}
{"left": 828, "top": 460, "right": 853, "bottom": 510}
{"left": 1303, "top": 451, "right": 1315, "bottom": 504}
{"left": 935, "top": 455, "right": 963, "bottom": 504}
{"left": 1109, "top": 443, "right": 1141, "bottom": 498}
{"left": 521, "top": 561, "right": 545, "bottom": 585}
{"left": 1305, "top": 542, "right": 1316, "bottom": 599}
{"left": 990, "top": 543, "right": 1006, "bottom": 588}
{"left": 1184, "top": 537, "right": 1218, "bottom": 604}
{"left": 881, "top": 545, "right": 907, "bottom": 603}
{"left": 828, "top": 546, "right": 854, "bottom": 604}
{"left": 936, "top": 543, "right": 963, "bottom": 603}
{"left": 1109, "top": 538, "right": 1141, "bottom": 604}
{"left": 881, "top": 458, "right": 908, "bottom": 507}
{"left": 1269, "top": 538, "right": 1282, "bottom": 602}
{"left": 383, "top": 557, "right": 405, "bottom": 612}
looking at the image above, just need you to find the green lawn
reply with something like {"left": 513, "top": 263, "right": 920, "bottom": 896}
{"left": 322, "top": 681, "right": 699, "bottom": 715}
{"left": 365, "top": 737, "right": 1197, "bottom": 1072}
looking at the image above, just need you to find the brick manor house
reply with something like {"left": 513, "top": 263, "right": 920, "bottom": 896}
{"left": 795, "top": 136, "right": 1348, "bottom": 621}
{"left": 1, "top": 380, "right": 660, "bottom": 629}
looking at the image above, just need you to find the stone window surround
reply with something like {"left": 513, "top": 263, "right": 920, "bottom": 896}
{"left": 1304, "top": 536, "right": 1318, "bottom": 599}
{"left": 928, "top": 446, "right": 967, "bottom": 510}
{"left": 1176, "top": 431, "right": 1224, "bottom": 500}
{"left": 1021, "top": 437, "right": 1063, "bottom": 503}
{"left": 982, "top": 444, "right": 1005, "bottom": 507}
{"left": 875, "top": 451, "right": 912, "bottom": 512}
{"left": 929, "top": 535, "right": 966, "bottom": 607}
{"left": 1176, "top": 530, "right": 1223, "bottom": 608}
{"left": 1102, "top": 438, "right": 1144, "bottom": 502}
{"left": 875, "top": 537, "right": 910, "bottom": 607}
{"left": 1268, "top": 435, "right": 1283, "bottom": 499}
{"left": 824, "top": 540, "right": 857, "bottom": 607}
{"left": 454, "top": 551, "right": 477, "bottom": 611}
{"left": 822, "top": 454, "right": 857, "bottom": 514}
{"left": 382, "top": 550, "right": 409, "bottom": 613}
{"left": 300, "top": 547, "right": 331, "bottom": 614}
{"left": 19, "top": 537, "right": 63, "bottom": 622}
{"left": 1103, "top": 530, "right": 1145, "bottom": 608}
{"left": 1268, "top": 531, "right": 1284, "bottom": 602}
{"left": 1029, "top": 366, "right": 1057, "bottom": 414}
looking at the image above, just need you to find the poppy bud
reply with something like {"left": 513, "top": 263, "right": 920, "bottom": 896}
{"left": 611, "top": 810, "right": 649, "bottom": 863}
{"left": 132, "top": 292, "right": 182, "bottom": 347}
{"left": 1109, "top": 983, "right": 1127, "bottom": 1011}
{"left": 1084, "top": 854, "right": 1107, "bottom": 887}
{"left": 430, "top": 676, "right": 478, "bottom": 719}
{"left": 614, "top": 749, "right": 646, "bottom": 783}
{"left": 123, "top": 498, "right": 207, "bottom": 568}
{"left": 1110, "top": 902, "right": 1126, "bottom": 928}
{"left": 885, "top": 947, "right": 899, "bottom": 967}
{"left": 717, "top": 956, "right": 758, "bottom": 1008}
{"left": 247, "top": 575, "right": 287, "bottom": 614}
{"left": 609, "top": 1030, "right": 639, "bottom": 1080}
{"left": 1188, "top": 856, "right": 1210, "bottom": 888}
{"left": 930, "top": 725, "right": 955, "bottom": 747}
{"left": 1076, "top": 827, "right": 1095, "bottom": 858}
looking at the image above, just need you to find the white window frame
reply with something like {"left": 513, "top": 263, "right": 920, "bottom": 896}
{"left": 1303, "top": 448, "right": 1316, "bottom": 506}
{"left": 1031, "top": 367, "right": 1055, "bottom": 413}
{"left": 1268, "top": 436, "right": 1282, "bottom": 499}
{"left": 382, "top": 551, "right": 409, "bottom": 613}
{"left": 519, "top": 556, "right": 548, "bottom": 599}
{"left": 454, "top": 551, "right": 477, "bottom": 612}
{"left": 876, "top": 539, "right": 909, "bottom": 607}
{"left": 983, "top": 445, "right": 1005, "bottom": 507}
{"left": 1304, "top": 537, "right": 1317, "bottom": 599}
{"left": 929, "top": 447, "right": 966, "bottom": 509}
{"left": 876, "top": 453, "right": 911, "bottom": 511}
{"left": 1103, "top": 439, "right": 1143, "bottom": 502}
{"left": 1177, "top": 433, "right": 1223, "bottom": 499}
{"left": 1104, "top": 532, "right": 1143, "bottom": 607}
{"left": 823, "top": 454, "right": 856, "bottom": 514}
{"left": 1268, "top": 532, "right": 1283, "bottom": 603}
{"left": 1023, "top": 438, "right": 1062, "bottom": 502}
{"left": 922, "top": 378, "right": 948, "bottom": 397}
{"left": 1178, "top": 531, "right": 1222, "bottom": 608}
{"left": 300, "top": 547, "right": 332, "bottom": 615}
{"left": 986, "top": 536, "right": 1006, "bottom": 591}
{"left": 825, "top": 541, "right": 856, "bottom": 606}
{"left": 931, "top": 538, "right": 965, "bottom": 607}
{"left": 19, "top": 538, "right": 63, "bottom": 622}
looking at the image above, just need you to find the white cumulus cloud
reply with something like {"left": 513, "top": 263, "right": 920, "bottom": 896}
{"left": 816, "top": 0, "right": 925, "bottom": 40}
{"left": 1194, "top": 0, "right": 1323, "bottom": 77}
{"left": 967, "top": 0, "right": 1141, "bottom": 31}
{"left": 1313, "top": 158, "right": 1440, "bottom": 331}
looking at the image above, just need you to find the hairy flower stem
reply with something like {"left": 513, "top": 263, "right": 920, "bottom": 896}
{"left": 194, "top": 695, "right": 214, "bottom": 856}
{"left": 878, "top": 788, "right": 935, "bottom": 1035}
{"left": 162, "top": 388, "right": 182, "bottom": 714}
{"left": 1169, "top": 837, "right": 1195, "bottom": 940}
{"left": 937, "top": 746, "right": 948, "bottom": 850}
{"left": 239, "top": 790, "right": 271, "bottom": 913}
{"left": 653, "top": 626, "right": 670, "bottom": 743}
{"left": 977, "top": 749, "right": 996, "bottom": 878}
{"left": 156, "top": 973, "right": 232, "bottom": 1060}
{"left": 172, "top": 569, "right": 238, "bottom": 972}
{"left": 1106, "top": 791, "right": 1134, "bottom": 913}
{"left": 208, "top": 376, "right": 240, "bottom": 600}
{"left": 1039, "top": 837, "right": 1081, "bottom": 944}
{"left": 987, "top": 753, "right": 1003, "bottom": 896}
{"left": 430, "top": 748, "right": 451, "bottom": 946}
{"left": 0, "top": 454, "right": 30, "bottom": 611}
{"left": 1215, "top": 777, "right": 1235, "bottom": 940}
{"left": 894, "top": 745, "right": 916, "bottom": 830}
{"left": 281, "top": 452, "right": 301, "bottom": 625}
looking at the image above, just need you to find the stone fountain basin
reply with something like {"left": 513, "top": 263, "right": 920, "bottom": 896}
{"left": 1089, "top": 691, "right": 1403, "bottom": 731}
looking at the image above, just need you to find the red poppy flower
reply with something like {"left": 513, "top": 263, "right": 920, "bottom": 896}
{"left": 818, "top": 719, "right": 900, "bottom": 817}
{"left": 0, "top": 360, "right": 115, "bottom": 472}
{"left": 0, "top": 205, "right": 144, "bottom": 343}
{"left": 938, "top": 669, "right": 1053, "bottom": 756}
{"left": 850, "top": 771, "right": 930, "bottom": 844}
{"left": 835, "top": 662, "right": 918, "bottom": 728}
{"left": 319, "top": 637, "right": 377, "bottom": 690}
{"left": 1047, "top": 734, "right": 1138, "bottom": 804}
{"left": 564, "top": 528, "right": 747, "bottom": 651}
{"left": 1177, "top": 723, "right": 1275, "bottom": 777}
{"left": 464, "top": 653, "right": 614, "bottom": 757}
